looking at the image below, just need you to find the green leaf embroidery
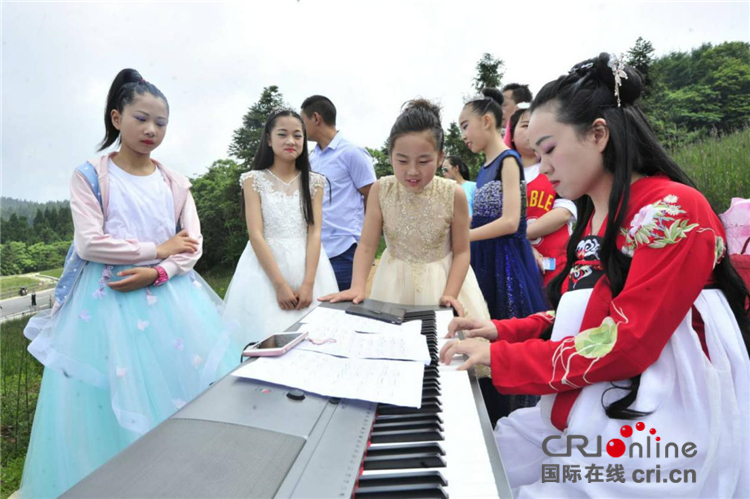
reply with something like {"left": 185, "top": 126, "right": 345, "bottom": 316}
{"left": 574, "top": 317, "right": 618, "bottom": 359}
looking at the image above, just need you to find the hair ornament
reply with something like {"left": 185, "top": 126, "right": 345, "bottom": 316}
{"left": 516, "top": 102, "right": 531, "bottom": 110}
{"left": 463, "top": 93, "right": 489, "bottom": 105}
{"left": 570, "top": 61, "right": 594, "bottom": 74}
{"left": 608, "top": 53, "right": 628, "bottom": 107}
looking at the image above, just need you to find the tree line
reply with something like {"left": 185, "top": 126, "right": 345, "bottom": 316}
{"left": 1, "top": 205, "right": 74, "bottom": 275}
{"left": 2, "top": 39, "right": 747, "bottom": 276}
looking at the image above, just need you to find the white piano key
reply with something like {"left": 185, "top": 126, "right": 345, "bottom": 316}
{"left": 363, "top": 366, "right": 503, "bottom": 498}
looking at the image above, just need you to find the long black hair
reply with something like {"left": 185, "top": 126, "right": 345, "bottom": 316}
{"left": 532, "top": 52, "right": 750, "bottom": 419}
{"left": 508, "top": 107, "right": 530, "bottom": 151}
{"left": 99, "top": 68, "right": 169, "bottom": 151}
{"left": 445, "top": 155, "right": 470, "bottom": 181}
{"left": 246, "top": 109, "right": 315, "bottom": 225}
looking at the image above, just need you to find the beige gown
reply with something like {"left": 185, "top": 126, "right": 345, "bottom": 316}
{"left": 370, "top": 175, "right": 491, "bottom": 323}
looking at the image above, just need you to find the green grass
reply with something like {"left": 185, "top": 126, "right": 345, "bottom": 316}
{"left": 201, "top": 266, "right": 235, "bottom": 300}
{"left": 0, "top": 274, "right": 56, "bottom": 300}
{"left": 39, "top": 268, "right": 63, "bottom": 279}
{"left": 375, "top": 235, "right": 386, "bottom": 260}
{"left": 1, "top": 316, "right": 43, "bottom": 499}
{"left": 673, "top": 128, "right": 750, "bottom": 213}
{"left": 0, "top": 276, "right": 39, "bottom": 289}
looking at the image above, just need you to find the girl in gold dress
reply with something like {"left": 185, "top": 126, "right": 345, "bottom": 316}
{"left": 320, "top": 99, "right": 489, "bottom": 321}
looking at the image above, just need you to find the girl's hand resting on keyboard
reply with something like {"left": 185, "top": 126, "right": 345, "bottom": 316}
{"left": 319, "top": 287, "right": 366, "bottom": 304}
{"left": 439, "top": 295, "right": 464, "bottom": 317}
{"left": 445, "top": 318, "right": 498, "bottom": 341}
{"left": 439, "top": 339, "right": 491, "bottom": 371}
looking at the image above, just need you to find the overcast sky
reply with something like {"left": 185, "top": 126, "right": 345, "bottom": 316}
{"left": 2, "top": 0, "right": 749, "bottom": 202}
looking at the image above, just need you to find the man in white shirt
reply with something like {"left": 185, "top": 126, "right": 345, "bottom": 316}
{"left": 301, "top": 95, "right": 376, "bottom": 291}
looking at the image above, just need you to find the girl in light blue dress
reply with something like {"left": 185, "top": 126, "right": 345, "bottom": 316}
{"left": 21, "top": 69, "right": 237, "bottom": 498}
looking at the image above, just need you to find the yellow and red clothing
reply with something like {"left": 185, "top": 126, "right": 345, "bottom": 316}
{"left": 524, "top": 164, "right": 575, "bottom": 285}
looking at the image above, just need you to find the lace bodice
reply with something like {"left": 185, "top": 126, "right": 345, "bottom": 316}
{"left": 379, "top": 176, "right": 455, "bottom": 264}
{"left": 240, "top": 169, "right": 326, "bottom": 240}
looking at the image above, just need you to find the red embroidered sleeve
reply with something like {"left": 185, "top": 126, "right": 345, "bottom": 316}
{"left": 490, "top": 191, "right": 725, "bottom": 395}
{"left": 492, "top": 311, "right": 556, "bottom": 344}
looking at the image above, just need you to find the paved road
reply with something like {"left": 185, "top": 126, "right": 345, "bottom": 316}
{"left": 0, "top": 289, "right": 54, "bottom": 321}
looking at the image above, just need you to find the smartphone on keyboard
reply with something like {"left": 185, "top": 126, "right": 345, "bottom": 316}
{"left": 242, "top": 332, "right": 308, "bottom": 357}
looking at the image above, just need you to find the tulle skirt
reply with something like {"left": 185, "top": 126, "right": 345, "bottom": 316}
{"left": 370, "top": 249, "right": 491, "bottom": 378}
{"left": 221, "top": 238, "right": 339, "bottom": 349}
{"left": 21, "top": 263, "right": 238, "bottom": 498}
{"left": 370, "top": 248, "right": 490, "bottom": 321}
{"left": 470, "top": 226, "right": 548, "bottom": 321}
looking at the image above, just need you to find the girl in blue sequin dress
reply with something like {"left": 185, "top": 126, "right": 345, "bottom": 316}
{"left": 458, "top": 88, "right": 548, "bottom": 419}
{"left": 459, "top": 88, "right": 547, "bottom": 320}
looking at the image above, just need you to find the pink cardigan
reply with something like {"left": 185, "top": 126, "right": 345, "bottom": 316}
{"left": 70, "top": 153, "right": 203, "bottom": 278}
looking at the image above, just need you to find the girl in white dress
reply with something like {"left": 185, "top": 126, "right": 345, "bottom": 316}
{"left": 223, "top": 110, "right": 338, "bottom": 350}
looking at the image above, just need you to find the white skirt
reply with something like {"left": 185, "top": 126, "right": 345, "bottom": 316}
{"left": 493, "top": 289, "right": 750, "bottom": 498}
{"left": 221, "top": 237, "right": 338, "bottom": 349}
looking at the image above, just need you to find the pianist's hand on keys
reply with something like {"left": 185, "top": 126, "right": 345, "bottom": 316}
{"left": 444, "top": 318, "right": 498, "bottom": 341}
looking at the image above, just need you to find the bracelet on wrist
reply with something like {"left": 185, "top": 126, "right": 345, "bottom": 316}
{"left": 152, "top": 266, "right": 169, "bottom": 287}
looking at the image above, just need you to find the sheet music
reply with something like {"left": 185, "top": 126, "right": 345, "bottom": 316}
{"left": 232, "top": 349, "right": 425, "bottom": 408}
{"left": 300, "top": 306, "right": 422, "bottom": 335}
{"left": 295, "top": 324, "right": 431, "bottom": 364}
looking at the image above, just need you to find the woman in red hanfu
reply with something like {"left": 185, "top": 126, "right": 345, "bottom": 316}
{"left": 441, "top": 53, "right": 750, "bottom": 499}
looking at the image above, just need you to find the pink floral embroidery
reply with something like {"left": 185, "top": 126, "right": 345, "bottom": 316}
{"left": 173, "top": 339, "right": 184, "bottom": 351}
{"left": 621, "top": 195, "right": 699, "bottom": 257}
{"left": 192, "top": 355, "right": 203, "bottom": 368}
{"left": 79, "top": 310, "right": 91, "bottom": 322}
{"left": 628, "top": 204, "right": 657, "bottom": 238}
{"left": 116, "top": 367, "right": 128, "bottom": 378}
{"left": 190, "top": 272, "right": 203, "bottom": 289}
{"left": 92, "top": 265, "right": 115, "bottom": 299}
{"left": 146, "top": 287, "right": 158, "bottom": 306}
{"left": 137, "top": 320, "right": 150, "bottom": 331}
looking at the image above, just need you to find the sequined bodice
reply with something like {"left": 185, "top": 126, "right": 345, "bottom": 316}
{"left": 379, "top": 176, "right": 454, "bottom": 263}
{"left": 472, "top": 152, "right": 529, "bottom": 236}
{"left": 240, "top": 170, "right": 325, "bottom": 241}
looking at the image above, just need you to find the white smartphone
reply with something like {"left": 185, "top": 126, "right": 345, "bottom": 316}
{"left": 242, "top": 332, "right": 309, "bottom": 357}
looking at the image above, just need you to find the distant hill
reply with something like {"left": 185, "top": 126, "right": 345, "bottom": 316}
{"left": 1, "top": 197, "right": 69, "bottom": 224}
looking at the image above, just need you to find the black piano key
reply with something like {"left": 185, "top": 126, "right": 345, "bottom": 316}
{"left": 364, "top": 454, "right": 446, "bottom": 470}
{"left": 370, "top": 428, "right": 444, "bottom": 444}
{"left": 405, "top": 311, "right": 435, "bottom": 320}
{"left": 373, "top": 421, "right": 444, "bottom": 433}
{"left": 355, "top": 483, "right": 448, "bottom": 499}
{"left": 374, "top": 413, "right": 444, "bottom": 425}
{"left": 420, "top": 395, "right": 441, "bottom": 405}
{"left": 357, "top": 471, "right": 448, "bottom": 488}
{"left": 367, "top": 442, "right": 445, "bottom": 455}
{"left": 378, "top": 402, "right": 441, "bottom": 416}
{"left": 421, "top": 387, "right": 440, "bottom": 398}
